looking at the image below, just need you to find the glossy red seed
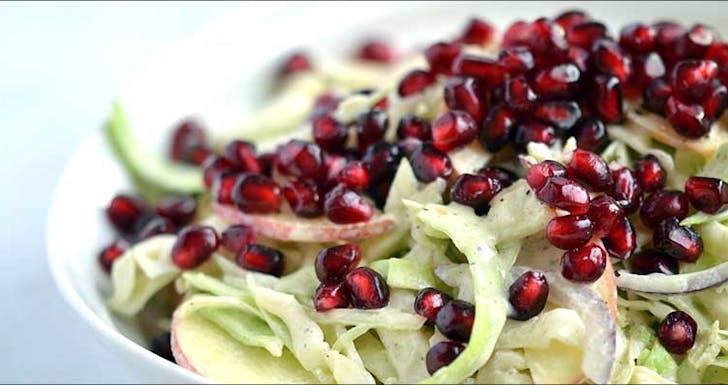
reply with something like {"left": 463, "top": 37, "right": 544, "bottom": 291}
{"left": 431, "top": 110, "right": 478, "bottom": 152}
{"left": 561, "top": 243, "right": 607, "bottom": 283}
{"left": 619, "top": 23, "right": 656, "bottom": 54}
{"left": 479, "top": 105, "right": 517, "bottom": 153}
{"left": 508, "top": 271, "right": 549, "bottom": 321}
{"left": 223, "top": 140, "right": 261, "bottom": 173}
{"left": 592, "top": 39, "right": 632, "bottom": 82}
{"left": 336, "top": 161, "right": 371, "bottom": 191}
{"left": 587, "top": 195, "right": 625, "bottom": 237}
{"left": 356, "top": 110, "right": 389, "bottom": 154}
{"left": 276, "top": 140, "right": 323, "bottom": 178}
{"left": 527, "top": 18, "right": 568, "bottom": 57}
{"left": 133, "top": 214, "right": 176, "bottom": 241}
{"left": 655, "top": 217, "right": 703, "bottom": 262}
{"left": 450, "top": 173, "right": 502, "bottom": 215}
{"left": 706, "top": 42, "right": 728, "bottom": 85}
{"left": 202, "top": 156, "right": 238, "bottom": 189}
{"left": 569, "top": 117, "right": 607, "bottom": 151}
{"left": 409, "top": 143, "right": 453, "bottom": 183}
{"left": 398, "top": 138, "right": 422, "bottom": 158}
{"left": 629, "top": 52, "right": 666, "bottom": 92}
{"left": 503, "top": 21, "right": 531, "bottom": 48}
{"left": 665, "top": 96, "right": 711, "bottom": 138}
{"left": 414, "top": 288, "right": 453, "bottom": 323}
{"left": 156, "top": 195, "right": 197, "bottom": 227}
{"left": 630, "top": 250, "right": 679, "bottom": 275}
{"left": 634, "top": 155, "right": 666, "bottom": 193}
{"left": 314, "top": 243, "right": 361, "bottom": 282}
{"left": 671, "top": 60, "right": 718, "bottom": 101}
{"left": 279, "top": 52, "right": 311, "bottom": 77}
{"left": 497, "top": 46, "right": 535, "bottom": 76}
{"left": 362, "top": 141, "right": 401, "bottom": 183}
{"left": 106, "top": 194, "right": 148, "bottom": 234}
{"left": 452, "top": 54, "right": 504, "bottom": 88}
{"left": 566, "top": 46, "right": 590, "bottom": 72}
{"left": 643, "top": 78, "right": 673, "bottom": 115}
{"left": 532, "top": 63, "right": 581, "bottom": 99}
{"left": 567, "top": 149, "right": 613, "bottom": 192}
{"left": 367, "top": 179, "right": 392, "bottom": 210}
{"left": 257, "top": 152, "right": 276, "bottom": 177}
{"left": 512, "top": 121, "right": 556, "bottom": 151}
{"left": 685, "top": 176, "right": 728, "bottom": 214}
{"left": 319, "top": 154, "right": 349, "bottom": 191}
{"left": 311, "top": 92, "right": 341, "bottom": 118}
{"left": 654, "top": 21, "right": 685, "bottom": 58}
{"left": 425, "top": 41, "right": 462, "bottom": 75}
{"left": 603, "top": 216, "right": 637, "bottom": 259}
{"left": 555, "top": 10, "right": 589, "bottom": 31}
{"left": 237, "top": 244, "right": 285, "bottom": 277}
{"left": 504, "top": 75, "right": 537, "bottom": 112}
{"left": 171, "top": 225, "right": 219, "bottom": 269}
{"left": 443, "top": 77, "right": 487, "bottom": 122}
{"left": 462, "top": 18, "right": 495, "bottom": 45}
{"left": 526, "top": 160, "right": 568, "bottom": 191}
{"left": 435, "top": 299, "right": 475, "bottom": 343}
{"left": 675, "top": 24, "right": 716, "bottom": 59}
{"left": 702, "top": 81, "right": 728, "bottom": 120}
{"left": 312, "top": 115, "right": 348, "bottom": 153}
{"left": 426, "top": 341, "right": 465, "bottom": 375}
{"left": 609, "top": 167, "right": 643, "bottom": 214}
{"left": 170, "top": 119, "right": 208, "bottom": 165}
{"left": 398, "top": 69, "right": 436, "bottom": 97}
{"left": 533, "top": 100, "right": 582, "bottom": 131}
{"left": 640, "top": 190, "right": 690, "bottom": 229}
{"left": 283, "top": 179, "right": 322, "bottom": 218}
{"left": 547, "top": 214, "right": 594, "bottom": 250}
{"left": 566, "top": 22, "right": 609, "bottom": 50}
{"left": 536, "top": 177, "right": 591, "bottom": 214}
{"left": 324, "top": 185, "right": 374, "bottom": 224}
{"left": 659, "top": 311, "right": 697, "bottom": 354}
{"left": 397, "top": 114, "right": 431, "bottom": 141}
{"left": 314, "top": 281, "right": 350, "bottom": 312}
{"left": 232, "top": 174, "right": 282, "bottom": 214}
{"left": 477, "top": 166, "right": 517, "bottom": 188}
{"left": 591, "top": 75, "right": 623, "bottom": 124}
{"left": 98, "top": 239, "right": 129, "bottom": 273}
{"left": 220, "top": 225, "right": 256, "bottom": 253}
{"left": 345, "top": 267, "right": 389, "bottom": 309}
{"left": 356, "top": 40, "right": 395, "bottom": 63}
{"left": 212, "top": 173, "right": 244, "bottom": 205}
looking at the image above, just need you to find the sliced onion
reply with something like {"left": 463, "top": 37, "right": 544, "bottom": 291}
{"left": 615, "top": 262, "right": 728, "bottom": 294}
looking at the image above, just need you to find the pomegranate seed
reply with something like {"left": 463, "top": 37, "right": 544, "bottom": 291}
{"left": 629, "top": 52, "right": 666, "bottom": 92}
{"left": 171, "top": 225, "right": 219, "bottom": 269}
{"left": 150, "top": 332, "right": 174, "bottom": 362}
{"left": 362, "top": 141, "right": 401, "bottom": 183}
{"left": 452, "top": 54, "right": 504, "bottom": 88}
{"left": 425, "top": 41, "right": 462, "bottom": 75}
{"left": 555, "top": 10, "right": 589, "bottom": 31}
{"left": 654, "top": 21, "right": 685, "bottom": 59}
{"left": 202, "top": 156, "right": 238, "bottom": 189}
{"left": 566, "top": 22, "right": 609, "bottom": 50}
{"left": 98, "top": 239, "right": 128, "bottom": 273}
{"left": 367, "top": 179, "right": 392, "bottom": 209}
{"left": 640, "top": 190, "right": 690, "bottom": 229}
{"left": 685, "top": 176, "right": 728, "bottom": 214}
{"left": 213, "top": 173, "right": 244, "bottom": 205}
{"left": 426, "top": 341, "right": 465, "bottom": 375}
{"left": 257, "top": 152, "right": 276, "bottom": 177}
{"left": 223, "top": 140, "right": 261, "bottom": 173}
{"left": 512, "top": 121, "right": 556, "bottom": 151}
{"left": 324, "top": 185, "right": 374, "bottom": 224}
{"left": 546, "top": 214, "right": 594, "bottom": 250}
{"left": 314, "top": 281, "right": 350, "bottom": 312}
{"left": 450, "top": 173, "right": 502, "bottom": 215}
{"left": 526, "top": 160, "right": 568, "bottom": 191}
{"left": 397, "top": 114, "right": 431, "bottom": 141}
{"left": 609, "top": 167, "right": 643, "bottom": 214}
{"left": 220, "top": 225, "right": 256, "bottom": 254}
{"left": 592, "top": 39, "right": 632, "bottom": 82}
{"left": 587, "top": 195, "right": 625, "bottom": 237}
{"left": 133, "top": 214, "right": 176, "bottom": 241}
{"left": 315, "top": 244, "right": 361, "bottom": 282}
{"left": 344, "top": 267, "right": 389, "bottom": 309}
{"left": 634, "top": 155, "right": 666, "bottom": 193}
{"left": 643, "top": 78, "right": 673, "bottom": 114}
{"left": 156, "top": 195, "right": 197, "bottom": 227}
{"left": 170, "top": 119, "right": 208, "bottom": 165}
{"left": 671, "top": 60, "right": 718, "bottom": 101}
{"left": 630, "top": 250, "right": 679, "bottom": 275}
{"left": 443, "top": 77, "right": 487, "bottom": 122}
{"left": 665, "top": 96, "right": 711, "bottom": 138}
{"left": 232, "top": 174, "right": 282, "bottom": 214}
{"left": 659, "top": 311, "right": 697, "bottom": 354}
{"left": 319, "top": 154, "right": 349, "bottom": 191}
{"left": 477, "top": 166, "right": 517, "bottom": 188}
{"left": 414, "top": 288, "right": 452, "bottom": 323}
{"left": 398, "top": 138, "right": 424, "bottom": 158}
{"left": 527, "top": 18, "right": 568, "bottom": 58}
{"left": 508, "top": 271, "right": 549, "bottom": 321}
{"left": 619, "top": 23, "right": 655, "bottom": 55}
{"left": 435, "top": 299, "right": 475, "bottom": 342}
{"left": 536, "top": 177, "right": 591, "bottom": 214}
{"left": 591, "top": 75, "right": 623, "bottom": 124}
{"left": 312, "top": 115, "right": 348, "bottom": 153}
{"left": 462, "top": 18, "right": 495, "bottom": 45}
{"left": 431, "top": 110, "right": 478, "bottom": 152}
{"left": 561, "top": 243, "right": 607, "bottom": 283}
{"left": 283, "top": 179, "right": 322, "bottom": 218}
{"left": 398, "top": 69, "right": 436, "bottom": 97}
{"left": 676, "top": 24, "right": 716, "bottom": 59}
{"left": 654, "top": 217, "right": 704, "bottom": 262}
{"left": 566, "top": 46, "right": 590, "bottom": 72}
{"left": 531, "top": 63, "right": 581, "bottom": 99}
{"left": 356, "top": 110, "right": 389, "bottom": 154}
{"left": 533, "top": 100, "right": 582, "bottom": 131}
{"left": 706, "top": 42, "right": 728, "bottom": 85}
{"left": 336, "top": 161, "right": 370, "bottom": 191}
{"left": 503, "top": 21, "right": 531, "bottom": 48}
{"left": 237, "top": 244, "right": 285, "bottom": 277}
{"left": 497, "top": 46, "right": 535, "bottom": 76}
{"left": 603, "top": 216, "right": 637, "bottom": 259}
{"left": 276, "top": 140, "right": 323, "bottom": 178}
{"left": 279, "top": 52, "right": 311, "bottom": 77}
{"left": 356, "top": 40, "right": 395, "bottom": 63}
{"left": 106, "top": 194, "right": 148, "bottom": 234}
{"left": 479, "top": 105, "right": 517, "bottom": 153}
{"left": 702, "top": 81, "right": 728, "bottom": 120}
{"left": 504, "top": 75, "right": 537, "bottom": 112}
{"left": 567, "top": 149, "right": 613, "bottom": 192}
{"left": 569, "top": 117, "right": 607, "bottom": 151}
{"left": 312, "top": 92, "right": 340, "bottom": 118}
{"left": 409, "top": 143, "right": 453, "bottom": 183}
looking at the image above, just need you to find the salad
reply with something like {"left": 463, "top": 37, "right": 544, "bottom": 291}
{"left": 97, "top": 9, "right": 728, "bottom": 384}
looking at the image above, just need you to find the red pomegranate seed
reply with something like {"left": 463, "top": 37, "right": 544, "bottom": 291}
{"left": 414, "top": 288, "right": 452, "bottom": 324}
{"left": 450, "top": 173, "right": 502, "bottom": 215}
{"left": 555, "top": 10, "right": 589, "bottom": 31}
{"left": 362, "top": 141, "right": 401, "bottom": 183}
{"left": 203, "top": 156, "right": 238, "bottom": 189}
{"left": 311, "top": 92, "right": 340, "bottom": 118}
{"left": 629, "top": 52, "right": 666, "bottom": 92}
{"left": 533, "top": 100, "right": 582, "bottom": 131}
{"left": 526, "top": 160, "right": 568, "bottom": 191}
{"left": 169, "top": 119, "right": 208, "bottom": 165}
{"left": 282, "top": 179, "right": 322, "bottom": 218}
{"left": 319, "top": 153, "right": 349, "bottom": 191}
{"left": 527, "top": 18, "right": 568, "bottom": 58}
{"left": 505, "top": 75, "right": 537, "bottom": 112}
{"left": 452, "top": 54, "right": 504, "bottom": 88}
{"left": 98, "top": 239, "right": 128, "bottom": 273}
{"left": 257, "top": 152, "right": 276, "bottom": 177}
{"left": 237, "top": 244, "right": 285, "bottom": 276}
{"left": 630, "top": 250, "right": 679, "bottom": 275}
{"left": 569, "top": 117, "right": 607, "bottom": 152}
{"left": 503, "top": 20, "right": 531, "bottom": 48}
{"left": 566, "top": 46, "right": 590, "bottom": 72}
{"left": 171, "top": 225, "right": 219, "bottom": 269}
{"left": 659, "top": 311, "right": 698, "bottom": 354}
{"left": 398, "top": 69, "right": 436, "bottom": 97}
{"left": 425, "top": 41, "right": 462, "bottom": 75}
{"left": 279, "top": 52, "right": 311, "bottom": 77}
{"left": 634, "top": 155, "right": 666, "bottom": 193}
{"left": 367, "top": 179, "right": 392, "bottom": 209}
{"left": 212, "top": 173, "right": 245, "bottom": 205}
{"left": 640, "top": 190, "right": 690, "bottom": 229}
{"left": 276, "top": 140, "right": 323, "bottom": 178}
{"left": 232, "top": 174, "right": 282, "bottom": 214}
{"left": 592, "top": 39, "right": 632, "bottom": 82}
{"left": 591, "top": 75, "right": 623, "bottom": 124}
{"left": 654, "top": 21, "right": 685, "bottom": 58}
{"left": 444, "top": 77, "right": 487, "bottom": 122}
{"left": 462, "top": 18, "right": 495, "bottom": 45}
{"left": 508, "top": 271, "right": 549, "bottom": 321}
{"left": 685, "top": 176, "right": 728, "bottom": 214}
{"left": 676, "top": 24, "right": 716, "bottom": 59}
{"left": 566, "top": 22, "right": 609, "bottom": 50}
{"left": 587, "top": 195, "right": 625, "bottom": 237}
{"left": 409, "top": 143, "right": 453, "bottom": 183}
{"left": 223, "top": 140, "right": 261, "bottom": 173}
{"left": 702, "top": 81, "right": 728, "bottom": 120}
{"left": 479, "top": 105, "right": 517, "bottom": 153}
{"left": 536, "top": 177, "right": 591, "bottom": 214}
{"left": 609, "top": 167, "right": 643, "bottom": 214}
{"left": 561, "top": 243, "right": 607, "bottom": 283}
{"left": 312, "top": 115, "right": 348, "bottom": 153}
{"left": 706, "top": 42, "right": 728, "bottom": 85}
{"left": 220, "top": 224, "right": 256, "bottom": 254}
{"left": 426, "top": 341, "right": 465, "bottom": 375}
{"left": 567, "top": 149, "right": 614, "bottom": 192}
{"left": 547, "top": 214, "right": 594, "bottom": 250}
{"left": 497, "top": 46, "right": 535, "bottom": 76}
{"left": 671, "top": 60, "right": 718, "bottom": 101}
{"left": 344, "top": 267, "right": 389, "bottom": 309}
{"left": 477, "top": 166, "right": 517, "bottom": 188}
{"left": 512, "top": 121, "right": 556, "bottom": 151}
{"left": 665, "top": 96, "right": 711, "bottom": 138}
{"left": 619, "top": 23, "right": 656, "bottom": 54}
{"left": 336, "top": 161, "right": 371, "bottom": 191}
{"left": 531, "top": 63, "right": 581, "bottom": 99}
{"left": 356, "top": 40, "right": 395, "bottom": 63}
{"left": 603, "top": 216, "right": 637, "bottom": 259}
{"left": 356, "top": 110, "right": 389, "bottom": 154}
{"left": 133, "top": 214, "right": 176, "bottom": 241}
{"left": 431, "top": 110, "right": 478, "bottom": 152}
{"left": 654, "top": 217, "right": 704, "bottom": 262}
{"left": 643, "top": 78, "right": 673, "bottom": 114}
{"left": 156, "top": 195, "right": 197, "bottom": 227}
{"left": 397, "top": 114, "right": 431, "bottom": 141}
{"left": 435, "top": 299, "right": 475, "bottom": 342}
{"left": 314, "top": 281, "right": 350, "bottom": 312}
{"left": 315, "top": 243, "right": 361, "bottom": 282}
{"left": 324, "top": 185, "right": 374, "bottom": 224}
{"left": 106, "top": 194, "right": 148, "bottom": 234}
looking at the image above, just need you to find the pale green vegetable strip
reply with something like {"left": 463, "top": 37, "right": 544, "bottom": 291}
{"left": 376, "top": 328, "right": 431, "bottom": 383}
{"left": 332, "top": 325, "right": 371, "bottom": 353}
{"left": 356, "top": 332, "right": 399, "bottom": 384}
{"left": 700, "top": 142, "right": 728, "bottom": 181}
{"left": 308, "top": 307, "right": 426, "bottom": 330}
{"left": 386, "top": 258, "right": 442, "bottom": 291}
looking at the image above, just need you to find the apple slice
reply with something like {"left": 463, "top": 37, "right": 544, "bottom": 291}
{"left": 213, "top": 203, "right": 396, "bottom": 243}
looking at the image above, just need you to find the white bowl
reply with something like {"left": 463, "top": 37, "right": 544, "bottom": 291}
{"left": 47, "top": 2, "right": 726, "bottom": 383}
